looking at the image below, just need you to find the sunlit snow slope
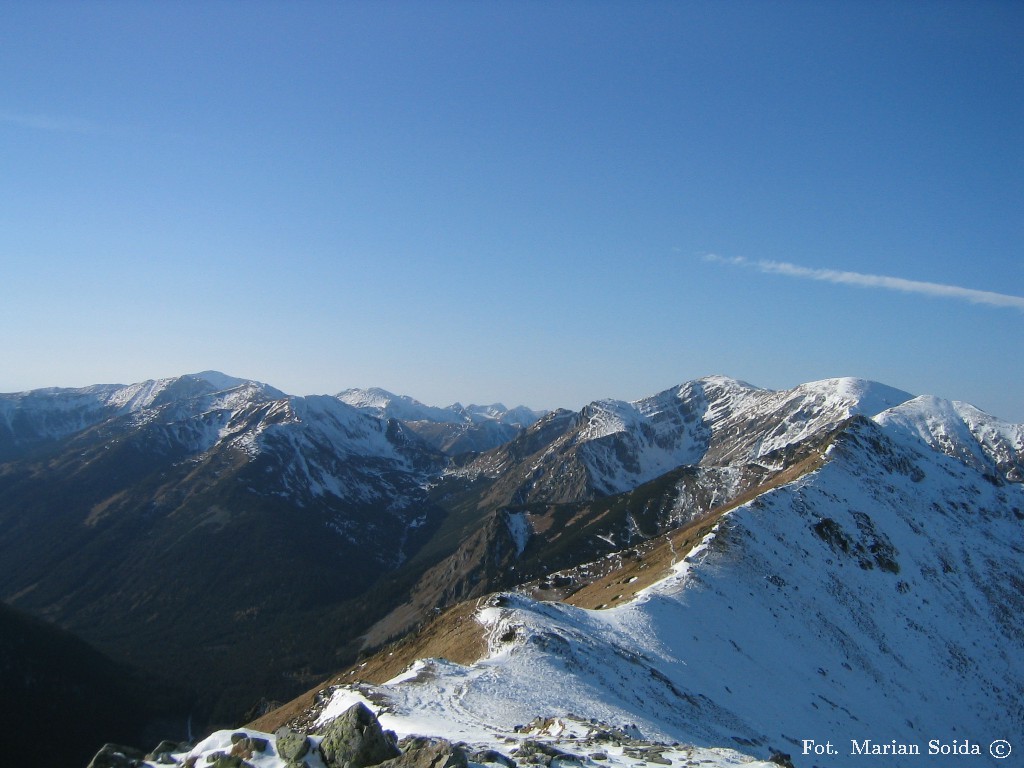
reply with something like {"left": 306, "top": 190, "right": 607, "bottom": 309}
{"left": 317, "top": 398, "right": 1024, "bottom": 768}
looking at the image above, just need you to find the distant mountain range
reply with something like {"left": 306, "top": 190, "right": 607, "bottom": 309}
{"left": 1, "top": 371, "right": 1021, "bottom": 767}
{"left": 337, "top": 386, "right": 544, "bottom": 455}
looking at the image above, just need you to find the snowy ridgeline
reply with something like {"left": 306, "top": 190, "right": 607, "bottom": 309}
{"left": 456, "top": 375, "right": 924, "bottom": 501}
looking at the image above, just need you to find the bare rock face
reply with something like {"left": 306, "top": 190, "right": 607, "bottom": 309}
{"left": 317, "top": 702, "right": 401, "bottom": 768}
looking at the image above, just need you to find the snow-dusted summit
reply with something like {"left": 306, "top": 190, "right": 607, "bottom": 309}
{"left": 0, "top": 371, "right": 281, "bottom": 455}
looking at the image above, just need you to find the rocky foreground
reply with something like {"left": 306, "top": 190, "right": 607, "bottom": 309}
{"left": 86, "top": 702, "right": 787, "bottom": 768}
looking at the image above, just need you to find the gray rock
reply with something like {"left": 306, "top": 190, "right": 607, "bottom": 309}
{"left": 515, "top": 741, "right": 582, "bottom": 762}
{"left": 377, "top": 737, "right": 468, "bottom": 768}
{"left": 316, "top": 702, "right": 401, "bottom": 768}
{"left": 470, "top": 748, "right": 516, "bottom": 768}
{"left": 275, "top": 727, "right": 311, "bottom": 761}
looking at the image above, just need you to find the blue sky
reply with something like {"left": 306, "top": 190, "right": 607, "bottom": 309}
{"left": 2, "top": 1, "right": 1022, "bottom": 420}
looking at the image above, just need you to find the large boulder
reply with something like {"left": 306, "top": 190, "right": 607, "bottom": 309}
{"left": 275, "top": 727, "right": 312, "bottom": 762}
{"left": 317, "top": 702, "right": 401, "bottom": 768}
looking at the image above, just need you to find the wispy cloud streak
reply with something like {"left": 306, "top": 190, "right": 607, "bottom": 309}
{"left": 705, "top": 254, "right": 1024, "bottom": 312}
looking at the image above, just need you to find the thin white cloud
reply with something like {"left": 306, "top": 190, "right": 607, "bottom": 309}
{"left": 704, "top": 254, "right": 1024, "bottom": 312}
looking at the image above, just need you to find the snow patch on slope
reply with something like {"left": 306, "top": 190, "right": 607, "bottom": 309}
{"left": 503, "top": 511, "right": 532, "bottom": 556}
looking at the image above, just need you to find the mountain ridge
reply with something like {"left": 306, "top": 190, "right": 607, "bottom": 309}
{"left": 1, "top": 370, "right": 1020, "bottom": 764}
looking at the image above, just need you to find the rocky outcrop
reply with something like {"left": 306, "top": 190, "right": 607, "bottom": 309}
{"left": 316, "top": 702, "right": 401, "bottom": 768}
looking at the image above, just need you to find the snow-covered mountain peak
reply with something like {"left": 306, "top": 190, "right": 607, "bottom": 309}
{"left": 336, "top": 389, "right": 545, "bottom": 455}
{"left": 284, "top": 395, "right": 403, "bottom": 458}
{"left": 459, "top": 403, "right": 539, "bottom": 426}
{"left": 592, "top": 377, "right": 909, "bottom": 481}
{"left": 577, "top": 398, "right": 641, "bottom": 441}
{"left": 338, "top": 388, "right": 467, "bottom": 424}
{"left": 8, "top": 370, "right": 1023, "bottom": 768}
{"left": 337, "top": 386, "right": 405, "bottom": 411}
{"left": 0, "top": 374, "right": 278, "bottom": 450}
{"left": 953, "top": 401, "right": 1024, "bottom": 482}
{"left": 689, "top": 373, "right": 759, "bottom": 391}
{"left": 189, "top": 370, "right": 256, "bottom": 391}
{"left": 791, "top": 376, "right": 913, "bottom": 418}
{"left": 580, "top": 377, "right": 759, "bottom": 443}
{"left": 875, "top": 395, "right": 1023, "bottom": 482}
{"left": 463, "top": 374, "right": 919, "bottom": 503}
{"left": 103, "top": 372, "right": 283, "bottom": 413}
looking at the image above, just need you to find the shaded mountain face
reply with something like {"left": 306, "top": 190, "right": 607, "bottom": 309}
{"left": 0, "top": 602, "right": 192, "bottom": 768}
{"left": 282, "top": 397, "right": 1024, "bottom": 768}
{"left": 0, "top": 373, "right": 450, "bottom": 725}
